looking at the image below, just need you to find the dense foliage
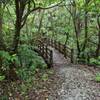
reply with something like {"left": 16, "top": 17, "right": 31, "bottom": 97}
{"left": 0, "top": 0, "right": 100, "bottom": 98}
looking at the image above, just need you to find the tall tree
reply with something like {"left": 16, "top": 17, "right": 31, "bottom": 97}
{"left": 96, "top": 14, "right": 100, "bottom": 57}
{"left": 0, "top": 2, "right": 7, "bottom": 68}
{"left": 82, "top": 0, "right": 90, "bottom": 52}
{"left": 94, "top": 0, "right": 100, "bottom": 57}
{"left": 12, "top": 0, "right": 62, "bottom": 53}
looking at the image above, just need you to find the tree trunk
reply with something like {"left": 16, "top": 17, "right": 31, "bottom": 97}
{"left": 38, "top": 10, "right": 44, "bottom": 36}
{"left": 73, "top": 18, "right": 81, "bottom": 57}
{"left": 12, "top": 26, "right": 21, "bottom": 53}
{"left": 0, "top": 4, "right": 4, "bottom": 68}
{"left": 8, "top": 0, "right": 21, "bottom": 81}
{"left": 0, "top": 11, "right": 3, "bottom": 68}
{"left": 82, "top": 0, "right": 89, "bottom": 51}
{"left": 12, "top": 0, "right": 21, "bottom": 53}
{"left": 96, "top": 15, "right": 100, "bottom": 57}
{"left": 0, "top": 4, "right": 5, "bottom": 50}
{"left": 71, "top": 2, "right": 81, "bottom": 57}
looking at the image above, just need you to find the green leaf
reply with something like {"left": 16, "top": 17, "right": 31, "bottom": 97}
{"left": 0, "top": 75, "right": 5, "bottom": 81}
{"left": 95, "top": 73, "right": 100, "bottom": 82}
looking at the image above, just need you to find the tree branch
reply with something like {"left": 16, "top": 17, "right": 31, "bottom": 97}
{"left": 21, "top": 1, "right": 63, "bottom": 28}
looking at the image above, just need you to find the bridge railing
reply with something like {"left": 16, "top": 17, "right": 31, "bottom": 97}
{"left": 43, "top": 37, "right": 75, "bottom": 63}
{"left": 36, "top": 40, "right": 53, "bottom": 68}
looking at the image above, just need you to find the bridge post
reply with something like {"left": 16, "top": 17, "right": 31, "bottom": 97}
{"left": 40, "top": 44, "right": 42, "bottom": 54}
{"left": 46, "top": 45, "right": 48, "bottom": 58}
{"left": 58, "top": 42, "right": 61, "bottom": 52}
{"left": 49, "top": 38, "right": 51, "bottom": 45}
{"left": 42, "top": 44, "right": 45, "bottom": 57}
{"left": 63, "top": 45, "right": 67, "bottom": 58}
{"left": 71, "top": 49, "right": 74, "bottom": 63}
{"left": 50, "top": 50, "right": 53, "bottom": 67}
{"left": 51, "top": 39, "right": 52, "bottom": 47}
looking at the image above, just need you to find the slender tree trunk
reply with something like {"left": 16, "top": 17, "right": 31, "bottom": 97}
{"left": 12, "top": 0, "right": 21, "bottom": 53}
{"left": 0, "top": 4, "right": 3, "bottom": 68}
{"left": 0, "top": 4, "right": 5, "bottom": 68}
{"left": 84, "top": 12, "right": 88, "bottom": 47}
{"left": 96, "top": 15, "right": 100, "bottom": 57}
{"left": 64, "top": 32, "right": 69, "bottom": 46}
{"left": 82, "top": 0, "right": 90, "bottom": 52}
{"left": 71, "top": 1, "right": 81, "bottom": 57}
{"left": 13, "top": 26, "right": 21, "bottom": 53}
{"left": 0, "top": 4, "right": 5, "bottom": 50}
{"left": 38, "top": 11, "right": 44, "bottom": 35}
{"left": 7, "top": 0, "right": 21, "bottom": 80}
{"left": 73, "top": 18, "right": 81, "bottom": 57}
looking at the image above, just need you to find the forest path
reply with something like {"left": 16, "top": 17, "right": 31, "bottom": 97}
{"left": 48, "top": 47, "right": 100, "bottom": 100}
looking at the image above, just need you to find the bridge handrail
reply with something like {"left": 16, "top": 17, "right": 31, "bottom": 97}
{"left": 36, "top": 40, "right": 53, "bottom": 68}
{"left": 42, "top": 37, "right": 75, "bottom": 63}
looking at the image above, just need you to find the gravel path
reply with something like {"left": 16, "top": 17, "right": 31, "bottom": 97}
{"left": 49, "top": 48, "right": 100, "bottom": 100}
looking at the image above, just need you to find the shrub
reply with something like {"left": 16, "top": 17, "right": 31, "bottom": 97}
{"left": 90, "top": 57, "right": 100, "bottom": 66}
{"left": 95, "top": 73, "right": 100, "bottom": 82}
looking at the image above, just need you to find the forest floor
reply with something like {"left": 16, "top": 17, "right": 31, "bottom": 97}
{"left": 0, "top": 48, "right": 100, "bottom": 100}
{"left": 48, "top": 48, "right": 100, "bottom": 100}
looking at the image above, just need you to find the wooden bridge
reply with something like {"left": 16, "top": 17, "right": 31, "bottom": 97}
{"left": 35, "top": 37, "right": 75, "bottom": 68}
{"left": 35, "top": 40, "right": 53, "bottom": 68}
{"left": 35, "top": 36, "right": 100, "bottom": 68}
{"left": 44, "top": 37, "right": 74, "bottom": 63}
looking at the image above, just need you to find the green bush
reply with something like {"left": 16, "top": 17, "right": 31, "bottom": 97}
{"left": 0, "top": 95, "right": 8, "bottom": 100}
{"left": 90, "top": 57, "right": 100, "bottom": 66}
{"left": 0, "top": 51, "right": 20, "bottom": 71}
{"left": 95, "top": 73, "right": 100, "bottom": 82}
{"left": 0, "top": 75, "right": 5, "bottom": 81}
{"left": 16, "top": 44, "right": 47, "bottom": 80}
{"left": 18, "top": 44, "right": 47, "bottom": 68}
{"left": 0, "top": 44, "right": 47, "bottom": 81}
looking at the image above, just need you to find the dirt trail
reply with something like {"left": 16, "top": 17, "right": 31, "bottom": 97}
{"left": 49, "top": 47, "right": 100, "bottom": 100}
